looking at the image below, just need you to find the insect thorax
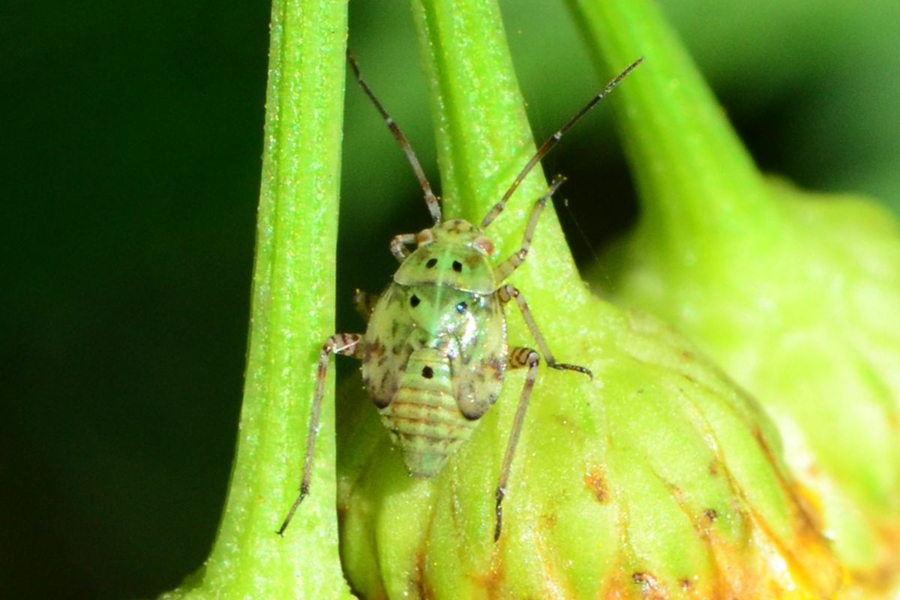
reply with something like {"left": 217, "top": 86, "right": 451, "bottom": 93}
{"left": 393, "top": 219, "right": 497, "bottom": 293}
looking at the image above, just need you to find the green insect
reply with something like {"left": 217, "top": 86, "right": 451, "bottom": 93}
{"left": 278, "top": 52, "right": 642, "bottom": 540}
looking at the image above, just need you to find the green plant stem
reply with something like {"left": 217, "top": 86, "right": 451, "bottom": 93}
{"left": 161, "top": 0, "right": 351, "bottom": 597}
{"left": 565, "top": 0, "right": 789, "bottom": 277}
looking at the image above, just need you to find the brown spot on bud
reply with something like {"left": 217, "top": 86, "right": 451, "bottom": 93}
{"left": 583, "top": 466, "right": 608, "bottom": 503}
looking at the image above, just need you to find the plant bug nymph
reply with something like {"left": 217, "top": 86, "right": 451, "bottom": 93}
{"left": 278, "top": 50, "right": 642, "bottom": 541}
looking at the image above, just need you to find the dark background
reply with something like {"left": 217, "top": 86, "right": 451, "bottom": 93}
{"left": 2, "top": 1, "right": 897, "bottom": 598}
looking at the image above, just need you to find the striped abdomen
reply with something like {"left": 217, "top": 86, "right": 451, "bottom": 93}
{"left": 377, "top": 347, "right": 479, "bottom": 477}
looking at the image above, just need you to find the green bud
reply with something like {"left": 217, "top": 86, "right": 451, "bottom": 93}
{"left": 337, "top": 304, "right": 843, "bottom": 598}
{"left": 568, "top": 0, "right": 900, "bottom": 594}
{"left": 599, "top": 181, "right": 900, "bottom": 591}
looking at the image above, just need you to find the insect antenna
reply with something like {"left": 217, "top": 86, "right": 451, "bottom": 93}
{"left": 481, "top": 57, "right": 644, "bottom": 230}
{"left": 347, "top": 50, "right": 442, "bottom": 225}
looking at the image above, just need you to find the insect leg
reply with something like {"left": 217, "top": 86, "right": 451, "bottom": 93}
{"left": 494, "top": 346, "right": 540, "bottom": 541}
{"left": 352, "top": 289, "right": 379, "bottom": 323}
{"left": 277, "top": 333, "right": 363, "bottom": 536}
{"left": 347, "top": 50, "right": 442, "bottom": 226}
{"left": 497, "top": 284, "right": 593, "bottom": 378}
{"left": 480, "top": 57, "right": 643, "bottom": 230}
{"left": 390, "top": 233, "right": 418, "bottom": 261}
{"left": 493, "top": 175, "right": 566, "bottom": 282}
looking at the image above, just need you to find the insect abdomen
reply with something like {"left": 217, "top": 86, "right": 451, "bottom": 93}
{"left": 378, "top": 348, "right": 478, "bottom": 477}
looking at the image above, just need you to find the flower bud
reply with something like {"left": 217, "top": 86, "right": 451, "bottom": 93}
{"left": 337, "top": 305, "right": 843, "bottom": 598}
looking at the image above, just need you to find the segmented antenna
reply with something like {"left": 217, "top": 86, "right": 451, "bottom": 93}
{"left": 347, "top": 50, "right": 442, "bottom": 225}
{"left": 481, "top": 57, "right": 644, "bottom": 229}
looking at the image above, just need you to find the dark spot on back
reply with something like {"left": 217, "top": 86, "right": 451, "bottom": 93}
{"left": 421, "top": 366, "right": 434, "bottom": 379}
{"left": 426, "top": 258, "right": 438, "bottom": 268}
{"left": 452, "top": 260, "right": 463, "bottom": 272}
{"left": 410, "top": 294, "right": 420, "bottom": 307}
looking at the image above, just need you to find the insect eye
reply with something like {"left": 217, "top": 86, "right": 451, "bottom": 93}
{"left": 456, "top": 301, "right": 467, "bottom": 314}
{"left": 421, "top": 366, "right": 434, "bottom": 379}
{"left": 410, "top": 294, "right": 420, "bottom": 307}
{"left": 452, "top": 261, "right": 463, "bottom": 273}
{"left": 426, "top": 258, "right": 438, "bottom": 268}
